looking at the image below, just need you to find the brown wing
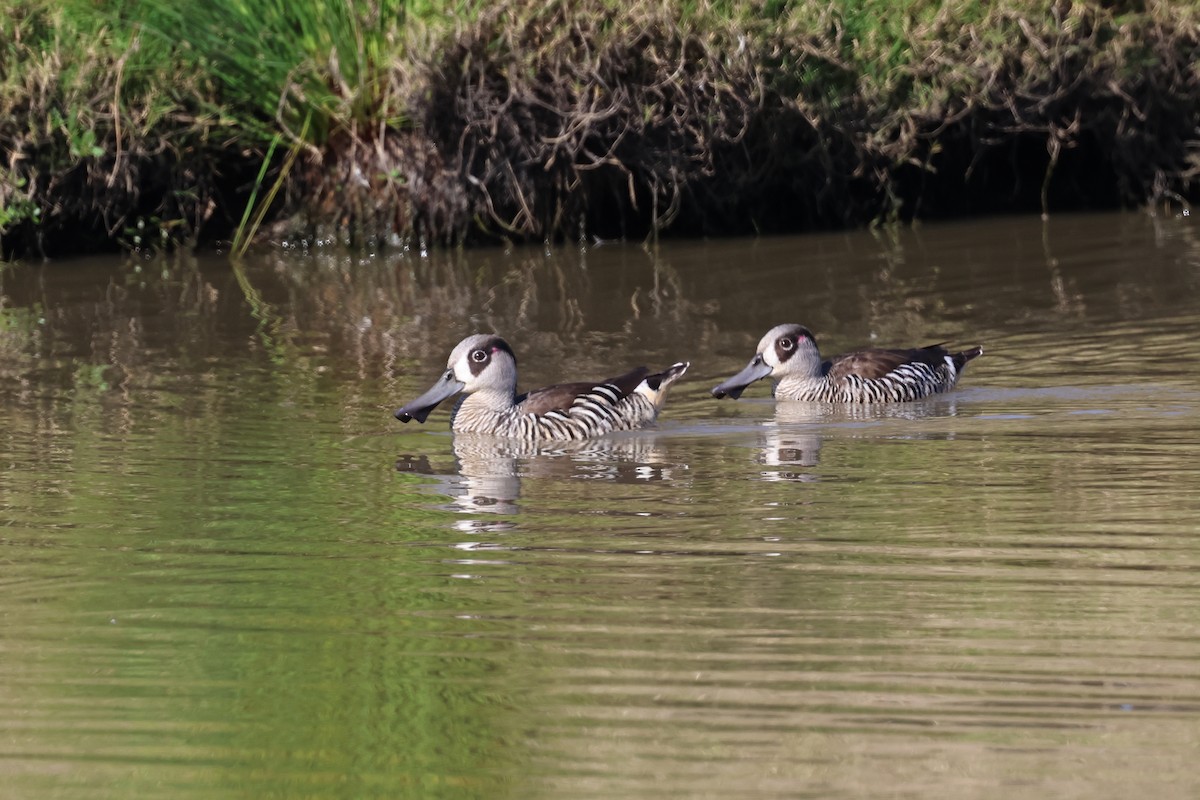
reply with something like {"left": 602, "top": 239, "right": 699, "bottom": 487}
{"left": 516, "top": 366, "right": 650, "bottom": 415}
{"left": 825, "top": 346, "right": 948, "bottom": 380}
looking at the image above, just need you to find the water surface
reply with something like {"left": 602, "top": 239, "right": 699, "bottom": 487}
{"left": 2, "top": 212, "right": 1200, "bottom": 798}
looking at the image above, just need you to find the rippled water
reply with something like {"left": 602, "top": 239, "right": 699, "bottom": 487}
{"left": 3, "top": 212, "right": 1200, "bottom": 798}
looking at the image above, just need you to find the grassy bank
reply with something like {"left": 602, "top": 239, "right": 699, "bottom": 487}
{"left": 2, "top": 0, "right": 1199, "bottom": 258}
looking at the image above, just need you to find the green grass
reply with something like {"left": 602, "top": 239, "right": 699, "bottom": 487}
{"left": 0, "top": 0, "right": 474, "bottom": 252}
{"left": 3, "top": 0, "right": 1200, "bottom": 256}
{"left": 54, "top": 0, "right": 446, "bottom": 146}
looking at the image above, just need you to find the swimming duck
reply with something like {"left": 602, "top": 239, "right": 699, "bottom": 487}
{"left": 712, "top": 323, "right": 982, "bottom": 403}
{"left": 395, "top": 334, "right": 690, "bottom": 440}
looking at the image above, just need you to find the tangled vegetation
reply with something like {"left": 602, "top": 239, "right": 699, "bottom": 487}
{"left": 2, "top": 0, "right": 1199, "bottom": 258}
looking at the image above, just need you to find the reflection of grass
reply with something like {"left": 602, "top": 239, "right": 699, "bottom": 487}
{"left": 231, "top": 258, "right": 292, "bottom": 363}
{"left": 2, "top": 368, "right": 521, "bottom": 796}
{"left": 3, "top": 246, "right": 527, "bottom": 796}
{"left": 0, "top": 301, "right": 40, "bottom": 335}
{"left": 0, "top": 286, "right": 41, "bottom": 370}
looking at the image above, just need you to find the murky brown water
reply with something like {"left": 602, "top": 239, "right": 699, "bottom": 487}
{"left": 3, "top": 212, "right": 1200, "bottom": 799}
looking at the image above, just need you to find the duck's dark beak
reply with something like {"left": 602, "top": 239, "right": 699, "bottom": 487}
{"left": 711, "top": 355, "right": 772, "bottom": 400}
{"left": 394, "top": 371, "right": 466, "bottom": 423}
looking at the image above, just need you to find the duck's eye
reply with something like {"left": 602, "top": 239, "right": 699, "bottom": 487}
{"left": 778, "top": 337, "right": 794, "bottom": 351}
{"left": 470, "top": 349, "right": 488, "bottom": 363}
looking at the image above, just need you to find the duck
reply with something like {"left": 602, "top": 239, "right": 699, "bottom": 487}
{"left": 395, "top": 334, "right": 690, "bottom": 440}
{"left": 712, "top": 323, "right": 982, "bottom": 403}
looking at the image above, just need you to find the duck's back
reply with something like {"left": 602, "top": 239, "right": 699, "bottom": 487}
{"left": 497, "top": 364, "right": 685, "bottom": 440}
{"left": 781, "top": 344, "right": 981, "bottom": 402}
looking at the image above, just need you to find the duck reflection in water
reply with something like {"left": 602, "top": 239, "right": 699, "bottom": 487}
{"left": 396, "top": 433, "right": 685, "bottom": 531}
{"left": 393, "top": 332, "right": 690, "bottom": 530}
{"left": 751, "top": 396, "right": 964, "bottom": 482}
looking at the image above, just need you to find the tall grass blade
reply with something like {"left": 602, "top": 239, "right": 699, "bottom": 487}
{"left": 233, "top": 115, "right": 311, "bottom": 257}
{"left": 232, "top": 133, "right": 282, "bottom": 257}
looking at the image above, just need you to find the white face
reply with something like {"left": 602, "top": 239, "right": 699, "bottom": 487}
{"left": 396, "top": 333, "right": 519, "bottom": 423}
{"left": 755, "top": 323, "right": 810, "bottom": 373}
{"left": 446, "top": 334, "right": 517, "bottom": 392}
{"left": 712, "top": 323, "right": 818, "bottom": 400}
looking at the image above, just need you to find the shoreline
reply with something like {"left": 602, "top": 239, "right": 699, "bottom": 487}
{"left": 3, "top": 1, "right": 1198, "bottom": 260}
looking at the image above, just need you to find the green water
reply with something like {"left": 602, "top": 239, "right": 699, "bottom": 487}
{"left": 2, "top": 212, "right": 1200, "bottom": 798}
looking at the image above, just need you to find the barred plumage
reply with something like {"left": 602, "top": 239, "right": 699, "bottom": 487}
{"left": 713, "top": 323, "right": 982, "bottom": 404}
{"left": 395, "top": 334, "right": 689, "bottom": 441}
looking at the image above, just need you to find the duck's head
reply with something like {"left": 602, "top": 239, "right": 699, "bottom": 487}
{"left": 395, "top": 334, "right": 518, "bottom": 422}
{"left": 711, "top": 323, "right": 819, "bottom": 399}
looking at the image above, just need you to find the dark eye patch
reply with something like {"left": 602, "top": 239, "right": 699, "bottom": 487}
{"left": 468, "top": 348, "right": 490, "bottom": 376}
{"left": 466, "top": 335, "right": 514, "bottom": 377}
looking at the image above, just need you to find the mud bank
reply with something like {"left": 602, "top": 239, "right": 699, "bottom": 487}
{"left": 3, "top": 1, "right": 1199, "bottom": 259}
